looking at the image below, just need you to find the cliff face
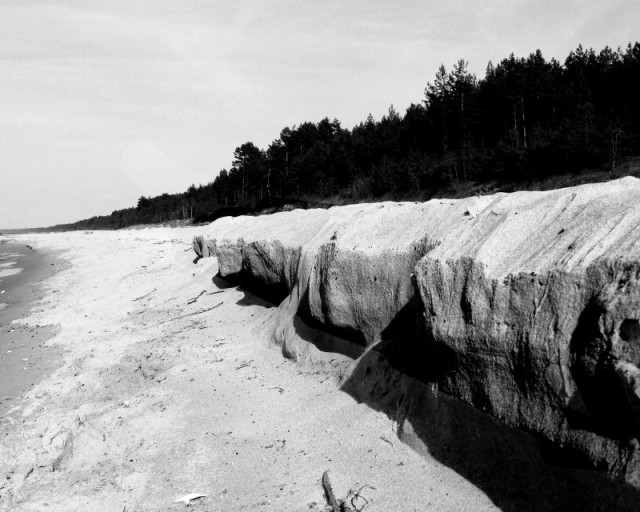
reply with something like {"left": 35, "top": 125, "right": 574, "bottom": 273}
{"left": 194, "top": 177, "right": 640, "bottom": 487}
{"left": 414, "top": 182, "right": 640, "bottom": 483}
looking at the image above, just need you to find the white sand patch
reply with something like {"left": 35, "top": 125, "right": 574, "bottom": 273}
{"left": 0, "top": 267, "right": 22, "bottom": 279}
{"left": 0, "top": 261, "right": 17, "bottom": 268}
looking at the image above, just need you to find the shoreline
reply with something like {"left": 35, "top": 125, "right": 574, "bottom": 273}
{"left": 0, "top": 240, "right": 68, "bottom": 422}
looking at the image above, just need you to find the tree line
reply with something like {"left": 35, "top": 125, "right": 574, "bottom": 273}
{"left": 43, "top": 42, "right": 640, "bottom": 231}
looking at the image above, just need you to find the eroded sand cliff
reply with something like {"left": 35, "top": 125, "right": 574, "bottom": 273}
{"left": 195, "top": 177, "right": 640, "bottom": 490}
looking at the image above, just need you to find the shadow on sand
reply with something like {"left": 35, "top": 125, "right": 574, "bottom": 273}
{"left": 216, "top": 268, "right": 640, "bottom": 510}
{"left": 212, "top": 273, "right": 236, "bottom": 289}
{"left": 336, "top": 298, "right": 640, "bottom": 512}
{"left": 211, "top": 273, "right": 275, "bottom": 308}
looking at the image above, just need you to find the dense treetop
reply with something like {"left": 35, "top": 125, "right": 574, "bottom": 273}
{"left": 37, "top": 43, "right": 640, "bottom": 231}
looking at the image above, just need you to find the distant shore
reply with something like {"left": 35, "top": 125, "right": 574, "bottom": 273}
{"left": 0, "top": 239, "right": 67, "bottom": 422}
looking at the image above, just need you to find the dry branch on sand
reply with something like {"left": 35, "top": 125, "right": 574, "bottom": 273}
{"left": 321, "top": 471, "right": 375, "bottom": 512}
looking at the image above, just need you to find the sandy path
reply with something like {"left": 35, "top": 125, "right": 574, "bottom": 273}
{"left": 0, "top": 229, "right": 497, "bottom": 511}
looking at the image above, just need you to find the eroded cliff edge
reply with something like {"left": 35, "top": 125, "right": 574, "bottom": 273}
{"left": 194, "top": 177, "right": 640, "bottom": 491}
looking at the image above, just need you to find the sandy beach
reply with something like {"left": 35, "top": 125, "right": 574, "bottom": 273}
{"left": 0, "top": 228, "right": 501, "bottom": 512}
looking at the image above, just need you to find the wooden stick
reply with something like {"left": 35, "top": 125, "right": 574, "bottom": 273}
{"left": 187, "top": 290, "right": 206, "bottom": 304}
{"left": 133, "top": 288, "right": 157, "bottom": 302}
{"left": 322, "top": 470, "right": 340, "bottom": 512}
{"left": 175, "top": 302, "right": 223, "bottom": 320}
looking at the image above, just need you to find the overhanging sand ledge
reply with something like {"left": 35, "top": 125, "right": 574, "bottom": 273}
{"left": 195, "top": 177, "right": 640, "bottom": 508}
{"left": 1, "top": 179, "right": 640, "bottom": 511}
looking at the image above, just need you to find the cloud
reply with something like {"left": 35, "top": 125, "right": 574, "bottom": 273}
{"left": 0, "top": 0, "right": 637, "bottom": 228}
{"left": 121, "top": 141, "right": 204, "bottom": 198}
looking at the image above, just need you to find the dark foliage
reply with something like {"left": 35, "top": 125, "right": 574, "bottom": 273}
{"left": 37, "top": 43, "right": 640, "bottom": 231}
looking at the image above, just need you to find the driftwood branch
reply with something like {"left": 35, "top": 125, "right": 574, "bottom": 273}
{"left": 322, "top": 470, "right": 340, "bottom": 512}
{"left": 187, "top": 290, "right": 206, "bottom": 304}
{"left": 156, "top": 302, "right": 224, "bottom": 326}
{"left": 133, "top": 288, "right": 157, "bottom": 302}
{"left": 346, "top": 484, "right": 376, "bottom": 512}
{"left": 321, "top": 471, "right": 375, "bottom": 512}
{"left": 174, "top": 302, "right": 223, "bottom": 320}
{"left": 379, "top": 435, "right": 393, "bottom": 447}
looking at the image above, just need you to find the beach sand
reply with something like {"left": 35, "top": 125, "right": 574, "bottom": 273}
{"left": 0, "top": 228, "right": 498, "bottom": 511}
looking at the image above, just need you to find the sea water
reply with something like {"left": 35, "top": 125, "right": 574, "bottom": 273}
{"left": 0, "top": 242, "right": 26, "bottom": 310}
{"left": 0, "top": 240, "right": 63, "bottom": 413}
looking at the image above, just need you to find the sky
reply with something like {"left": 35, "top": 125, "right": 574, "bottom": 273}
{"left": 1, "top": 0, "right": 638, "bottom": 228}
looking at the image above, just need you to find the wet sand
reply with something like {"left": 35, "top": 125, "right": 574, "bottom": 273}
{"left": 0, "top": 241, "right": 67, "bottom": 422}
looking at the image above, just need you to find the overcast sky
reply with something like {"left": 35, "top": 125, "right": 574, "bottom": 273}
{"left": 1, "top": 0, "right": 638, "bottom": 228}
